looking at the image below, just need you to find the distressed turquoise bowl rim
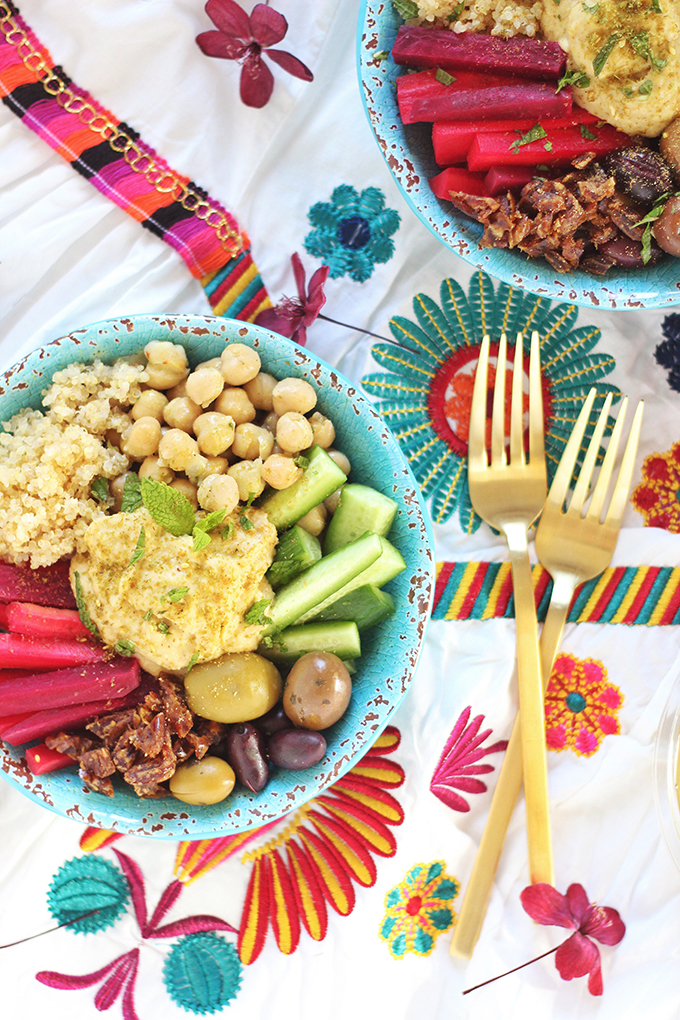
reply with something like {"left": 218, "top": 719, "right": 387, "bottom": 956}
{"left": 0, "top": 313, "right": 435, "bottom": 839}
{"left": 357, "top": 0, "right": 680, "bottom": 311}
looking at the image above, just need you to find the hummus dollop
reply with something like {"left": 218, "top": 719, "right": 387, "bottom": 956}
{"left": 71, "top": 506, "right": 277, "bottom": 675}
{"left": 541, "top": 0, "right": 680, "bottom": 137}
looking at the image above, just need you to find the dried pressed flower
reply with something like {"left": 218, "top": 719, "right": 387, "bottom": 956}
{"left": 256, "top": 253, "right": 329, "bottom": 346}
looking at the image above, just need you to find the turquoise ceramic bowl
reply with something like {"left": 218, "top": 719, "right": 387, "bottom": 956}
{"left": 0, "top": 314, "right": 435, "bottom": 838}
{"left": 358, "top": 0, "right": 680, "bottom": 310}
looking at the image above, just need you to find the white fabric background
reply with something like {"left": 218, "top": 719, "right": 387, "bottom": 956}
{"left": 1, "top": 2, "right": 680, "bottom": 1018}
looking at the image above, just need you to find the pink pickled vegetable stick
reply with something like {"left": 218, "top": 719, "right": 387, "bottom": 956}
{"left": 26, "top": 743, "right": 73, "bottom": 775}
{"left": 0, "top": 605, "right": 8, "bottom": 629}
{"left": 0, "top": 657, "right": 141, "bottom": 715}
{"left": 0, "top": 632, "right": 107, "bottom": 670}
{"left": 392, "top": 25, "right": 567, "bottom": 80}
{"left": 399, "top": 81, "right": 571, "bottom": 125}
{"left": 432, "top": 108, "right": 600, "bottom": 165}
{"left": 485, "top": 166, "right": 546, "bottom": 195}
{"left": 0, "top": 711, "right": 32, "bottom": 736}
{"left": 397, "top": 67, "right": 524, "bottom": 123}
{"left": 466, "top": 123, "right": 630, "bottom": 171}
{"left": 0, "top": 561, "right": 76, "bottom": 609}
{"left": 2, "top": 686, "right": 146, "bottom": 746}
{"left": 6, "top": 602, "right": 91, "bottom": 640}
{"left": 430, "top": 167, "right": 490, "bottom": 200}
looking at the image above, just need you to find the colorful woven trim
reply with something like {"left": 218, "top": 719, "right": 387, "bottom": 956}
{"left": 0, "top": 1, "right": 271, "bottom": 321}
{"left": 433, "top": 562, "right": 680, "bottom": 626}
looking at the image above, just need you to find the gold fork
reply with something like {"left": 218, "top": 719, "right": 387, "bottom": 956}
{"left": 450, "top": 387, "right": 644, "bottom": 959}
{"left": 467, "top": 330, "right": 551, "bottom": 888}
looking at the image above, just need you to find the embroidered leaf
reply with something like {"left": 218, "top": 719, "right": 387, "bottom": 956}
{"left": 141, "top": 477, "right": 195, "bottom": 536}
{"left": 430, "top": 707, "right": 508, "bottom": 812}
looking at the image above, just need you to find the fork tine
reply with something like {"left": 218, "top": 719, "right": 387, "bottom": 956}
{"left": 601, "top": 399, "right": 644, "bottom": 527}
{"left": 585, "top": 396, "right": 628, "bottom": 522}
{"left": 469, "top": 334, "right": 490, "bottom": 472}
{"left": 528, "top": 331, "right": 545, "bottom": 466}
{"left": 491, "top": 333, "right": 507, "bottom": 468}
{"left": 510, "top": 332, "right": 525, "bottom": 465}
{"left": 545, "top": 388, "right": 597, "bottom": 508}
{"left": 568, "top": 391, "right": 614, "bottom": 515}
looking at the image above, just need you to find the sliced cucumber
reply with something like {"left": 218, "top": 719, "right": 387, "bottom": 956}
{"left": 259, "top": 445, "right": 347, "bottom": 531}
{"left": 294, "top": 536, "right": 406, "bottom": 624}
{"left": 264, "top": 531, "right": 383, "bottom": 635}
{"left": 323, "top": 484, "right": 398, "bottom": 554}
{"left": 260, "top": 621, "right": 361, "bottom": 665}
{"left": 266, "top": 525, "right": 322, "bottom": 589}
{"left": 312, "top": 583, "right": 395, "bottom": 632}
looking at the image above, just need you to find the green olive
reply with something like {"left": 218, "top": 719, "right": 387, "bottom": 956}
{"left": 184, "top": 651, "right": 282, "bottom": 723}
{"left": 169, "top": 756, "right": 235, "bottom": 805}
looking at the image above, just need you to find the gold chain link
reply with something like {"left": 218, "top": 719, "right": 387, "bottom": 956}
{"left": 0, "top": 1, "right": 243, "bottom": 256}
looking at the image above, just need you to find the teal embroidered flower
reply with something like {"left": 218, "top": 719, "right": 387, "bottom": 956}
{"left": 379, "top": 861, "right": 458, "bottom": 959}
{"left": 362, "top": 271, "right": 621, "bottom": 530}
{"left": 304, "top": 184, "right": 400, "bottom": 282}
{"left": 163, "top": 932, "right": 242, "bottom": 1014}
{"left": 47, "top": 855, "right": 129, "bottom": 934}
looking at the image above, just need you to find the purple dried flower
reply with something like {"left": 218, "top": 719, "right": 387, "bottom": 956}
{"left": 430, "top": 706, "right": 508, "bottom": 812}
{"left": 256, "top": 252, "right": 329, "bottom": 346}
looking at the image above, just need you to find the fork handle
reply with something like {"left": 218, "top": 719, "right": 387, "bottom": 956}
{"left": 449, "top": 591, "right": 572, "bottom": 959}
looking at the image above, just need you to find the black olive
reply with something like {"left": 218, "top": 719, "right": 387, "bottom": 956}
{"left": 598, "top": 233, "right": 664, "bottom": 269}
{"left": 604, "top": 147, "right": 675, "bottom": 208}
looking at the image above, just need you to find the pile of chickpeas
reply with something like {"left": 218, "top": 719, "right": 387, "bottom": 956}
{"left": 110, "top": 340, "right": 351, "bottom": 535}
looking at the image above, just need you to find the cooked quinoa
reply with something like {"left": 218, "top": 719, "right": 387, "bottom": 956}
{"left": 0, "top": 360, "right": 146, "bottom": 568}
{"left": 414, "top": 0, "right": 544, "bottom": 37}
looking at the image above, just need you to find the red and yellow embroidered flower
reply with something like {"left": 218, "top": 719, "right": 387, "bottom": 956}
{"left": 631, "top": 441, "right": 680, "bottom": 532}
{"left": 544, "top": 654, "right": 622, "bottom": 758}
{"left": 379, "top": 861, "right": 459, "bottom": 959}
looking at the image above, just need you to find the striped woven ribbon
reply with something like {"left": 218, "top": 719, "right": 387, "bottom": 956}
{"left": 0, "top": 1, "right": 271, "bottom": 321}
{"left": 433, "top": 561, "right": 680, "bottom": 626}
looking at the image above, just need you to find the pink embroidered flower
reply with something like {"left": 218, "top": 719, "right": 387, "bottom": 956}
{"left": 544, "top": 653, "right": 622, "bottom": 758}
{"left": 430, "top": 706, "right": 507, "bottom": 812}
{"left": 520, "top": 883, "right": 626, "bottom": 996}
{"left": 256, "top": 253, "right": 329, "bottom": 346}
{"left": 631, "top": 440, "right": 680, "bottom": 532}
{"left": 196, "top": 0, "right": 313, "bottom": 108}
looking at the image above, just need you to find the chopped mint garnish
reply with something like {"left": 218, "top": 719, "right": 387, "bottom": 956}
{"left": 120, "top": 473, "right": 142, "bottom": 512}
{"left": 90, "top": 477, "right": 109, "bottom": 503}
{"left": 392, "top": 0, "right": 419, "bottom": 18}
{"left": 221, "top": 521, "right": 235, "bottom": 540}
{"left": 245, "top": 598, "right": 273, "bottom": 627}
{"left": 510, "top": 124, "right": 548, "bottom": 154}
{"left": 126, "top": 526, "right": 146, "bottom": 569}
{"left": 294, "top": 455, "right": 310, "bottom": 469}
{"left": 157, "top": 620, "right": 170, "bottom": 634}
{"left": 141, "top": 477, "right": 195, "bottom": 537}
{"left": 186, "top": 652, "right": 200, "bottom": 674}
{"left": 446, "top": 2, "right": 465, "bottom": 19}
{"left": 114, "top": 638, "right": 136, "bottom": 657}
{"left": 435, "top": 68, "right": 456, "bottom": 86}
{"left": 143, "top": 609, "right": 153, "bottom": 622}
{"left": 73, "top": 572, "right": 100, "bottom": 639}
{"left": 373, "top": 50, "right": 388, "bottom": 62}
{"left": 240, "top": 515, "right": 254, "bottom": 531}
{"left": 638, "top": 79, "right": 654, "bottom": 96}
{"left": 192, "top": 508, "right": 227, "bottom": 551}
{"left": 580, "top": 124, "right": 597, "bottom": 139}
{"left": 556, "top": 68, "right": 591, "bottom": 91}
{"left": 246, "top": 491, "right": 257, "bottom": 507}
{"left": 629, "top": 31, "right": 667, "bottom": 72}
{"left": 164, "top": 586, "right": 189, "bottom": 603}
{"left": 593, "top": 34, "right": 620, "bottom": 76}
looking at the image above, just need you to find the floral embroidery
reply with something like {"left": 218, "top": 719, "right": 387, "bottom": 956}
{"left": 47, "top": 855, "right": 129, "bottom": 934}
{"left": 361, "top": 271, "right": 620, "bottom": 529}
{"left": 631, "top": 441, "right": 680, "bottom": 533}
{"left": 304, "top": 185, "right": 400, "bottom": 282}
{"left": 379, "top": 861, "right": 459, "bottom": 959}
{"left": 430, "top": 706, "right": 507, "bottom": 812}
{"left": 544, "top": 653, "right": 622, "bottom": 757}
{"left": 163, "top": 933, "right": 242, "bottom": 1014}
{"left": 655, "top": 313, "right": 680, "bottom": 393}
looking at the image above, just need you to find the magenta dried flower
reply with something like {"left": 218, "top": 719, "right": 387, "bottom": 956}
{"left": 430, "top": 706, "right": 508, "bottom": 812}
{"left": 196, "top": 0, "right": 313, "bottom": 108}
{"left": 256, "top": 252, "right": 329, "bottom": 346}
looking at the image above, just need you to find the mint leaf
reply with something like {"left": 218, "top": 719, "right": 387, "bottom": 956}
{"left": 240, "top": 515, "right": 254, "bottom": 531}
{"left": 121, "top": 473, "right": 142, "bottom": 512}
{"left": 192, "top": 530, "right": 211, "bottom": 553}
{"left": 510, "top": 124, "right": 547, "bottom": 154}
{"left": 114, "top": 638, "right": 135, "bottom": 656}
{"left": 186, "top": 652, "right": 200, "bottom": 674}
{"left": 221, "top": 521, "right": 235, "bottom": 540}
{"left": 638, "top": 79, "right": 654, "bottom": 96}
{"left": 245, "top": 599, "right": 273, "bottom": 626}
{"left": 392, "top": 0, "right": 419, "bottom": 18}
{"left": 141, "top": 477, "right": 195, "bottom": 536}
{"left": 192, "top": 508, "right": 226, "bottom": 552}
{"left": 126, "top": 526, "right": 146, "bottom": 569}
{"left": 593, "top": 34, "right": 620, "bottom": 76}
{"left": 294, "top": 455, "right": 310, "bottom": 469}
{"left": 157, "top": 620, "right": 170, "bottom": 634}
{"left": 435, "top": 68, "right": 456, "bottom": 86}
{"left": 629, "top": 30, "right": 667, "bottom": 72}
{"left": 556, "top": 68, "right": 590, "bottom": 91}
{"left": 165, "top": 586, "right": 189, "bottom": 603}
{"left": 373, "top": 50, "right": 388, "bottom": 62}
{"left": 580, "top": 124, "right": 597, "bottom": 139}
{"left": 73, "top": 571, "right": 100, "bottom": 639}
{"left": 91, "top": 477, "right": 109, "bottom": 503}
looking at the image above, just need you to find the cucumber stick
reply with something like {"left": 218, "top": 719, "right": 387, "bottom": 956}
{"left": 294, "top": 537, "right": 406, "bottom": 625}
{"left": 323, "top": 484, "right": 398, "bottom": 554}
{"left": 259, "top": 445, "right": 346, "bottom": 531}
{"left": 260, "top": 621, "right": 361, "bottom": 665}
{"left": 264, "top": 531, "right": 383, "bottom": 635}
{"left": 313, "top": 584, "right": 395, "bottom": 632}
{"left": 266, "top": 526, "right": 321, "bottom": 589}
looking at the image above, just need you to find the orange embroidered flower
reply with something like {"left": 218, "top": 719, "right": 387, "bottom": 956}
{"left": 631, "top": 441, "right": 680, "bottom": 532}
{"left": 544, "top": 654, "right": 622, "bottom": 758}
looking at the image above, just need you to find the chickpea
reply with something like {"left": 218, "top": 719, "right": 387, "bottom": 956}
{"left": 220, "top": 343, "right": 261, "bottom": 385}
{"left": 185, "top": 367, "right": 225, "bottom": 408}
{"left": 296, "top": 503, "right": 327, "bottom": 537}
{"left": 232, "top": 423, "right": 275, "bottom": 461}
{"left": 244, "top": 372, "right": 277, "bottom": 411}
{"left": 214, "top": 387, "right": 256, "bottom": 424}
{"left": 109, "top": 471, "right": 136, "bottom": 512}
{"left": 197, "top": 473, "right": 240, "bottom": 514}
{"left": 193, "top": 412, "right": 236, "bottom": 456}
{"left": 227, "top": 458, "right": 265, "bottom": 502}
{"left": 131, "top": 389, "right": 168, "bottom": 422}
{"left": 169, "top": 756, "right": 235, "bottom": 806}
{"left": 158, "top": 429, "right": 200, "bottom": 471}
{"left": 261, "top": 411, "right": 279, "bottom": 434}
{"left": 170, "top": 477, "right": 198, "bottom": 508}
{"left": 203, "top": 455, "right": 230, "bottom": 474}
{"left": 194, "top": 357, "right": 222, "bottom": 372}
{"left": 308, "top": 411, "right": 335, "bottom": 449}
{"left": 144, "top": 341, "right": 189, "bottom": 390}
{"left": 276, "top": 412, "right": 314, "bottom": 454}
{"left": 324, "top": 488, "right": 343, "bottom": 515}
{"left": 163, "top": 396, "right": 202, "bottom": 432}
{"left": 121, "top": 416, "right": 162, "bottom": 459}
{"left": 327, "top": 448, "right": 351, "bottom": 475}
{"left": 272, "top": 377, "right": 317, "bottom": 416}
{"left": 184, "top": 454, "right": 215, "bottom": 485}
{"left": 106, "top": 428, "right": 123, "bottom": 449}
{"left": 138, "top": 456, "right": 175, "bottom": 484}
{"left": 261, "top": 453, "right": 302, "bottom": 490}
{"left": 166, "top": 378, "right": 188, "bottom": 400}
